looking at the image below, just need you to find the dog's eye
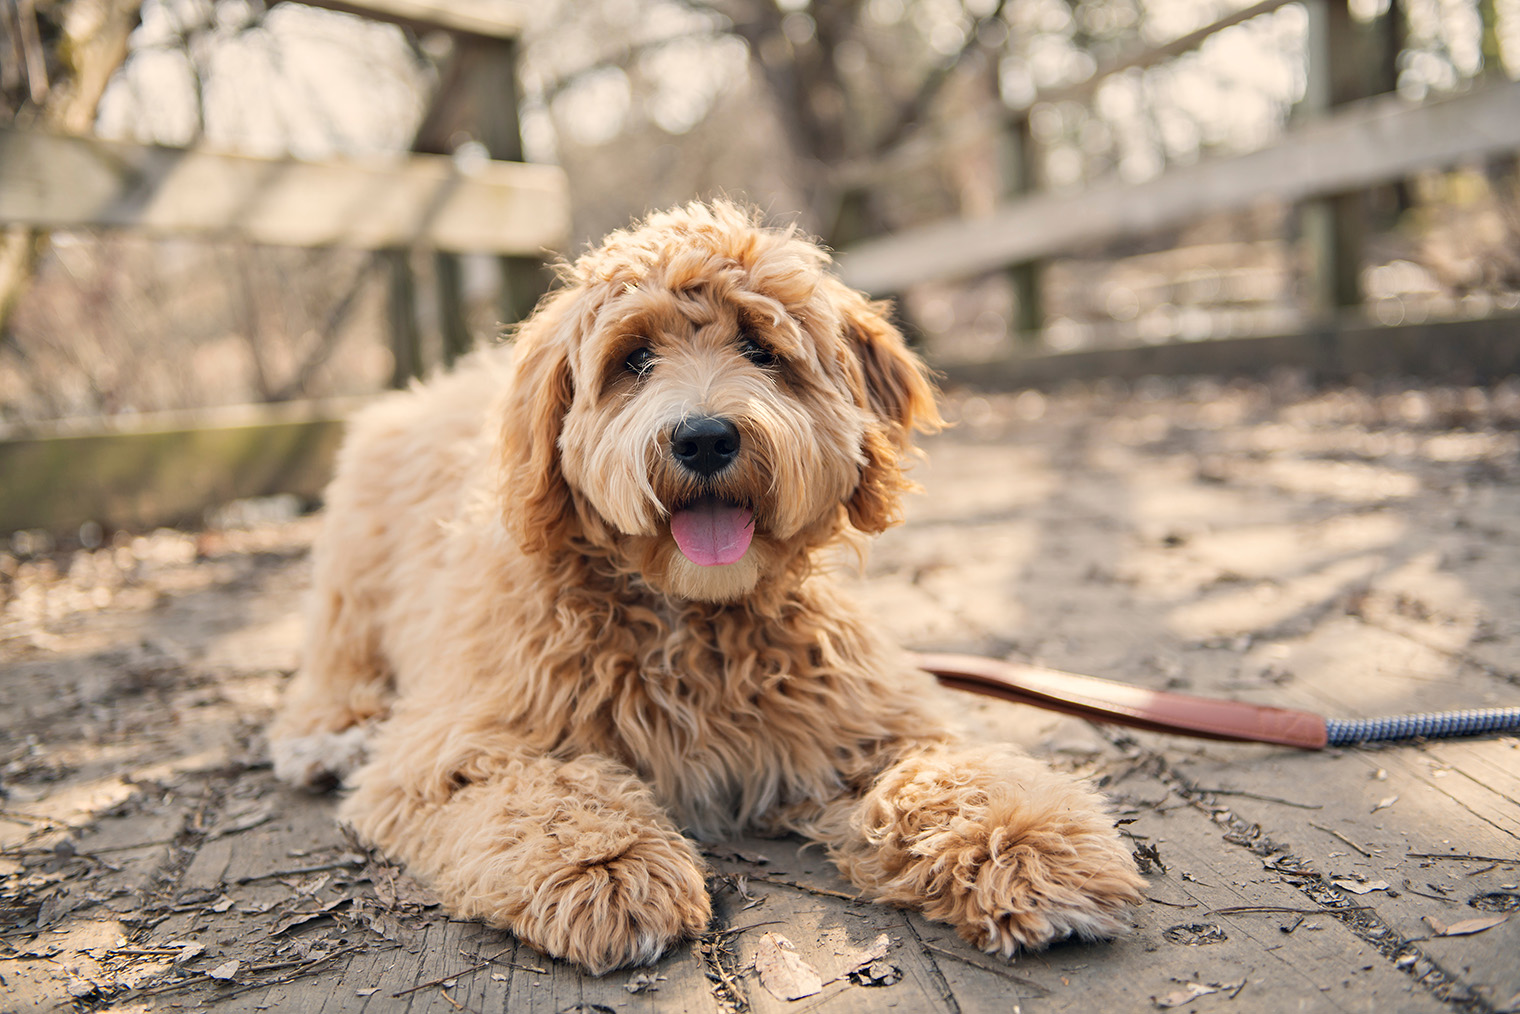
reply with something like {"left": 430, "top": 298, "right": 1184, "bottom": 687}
{"left": 625, "top": 347, "right": 656, "bottom": 377}
{"left": 740, "top": 337, "right": 776, "bottom": 368}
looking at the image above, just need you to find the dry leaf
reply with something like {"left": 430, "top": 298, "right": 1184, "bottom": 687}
{"left": 171, "top": 941, "right": 205, "bottom": 965}
{"left": 851, "top": 932, "right": 891, "bottom": 966}
{"left": 66, "top": 977, "right": 100, "bottom": 999}
{"left": 1424, "top": 913, "right": 1509, "bottom": 937}
{"left": 209, "top": 803, "right": 274, "bottom": 839}
{"left": 624, "top": 972, "right": 665, "bottom": 994}
{"left": 1333, "top": 879, "right": 1391, "bottom": 894}
{"left": 1153, "top": 982, "right": 1218, "bottom": 1008}
{"left": 207, "top": 959, "right": 240, "bottom": 981}
{"left": 754, "top": 932, "right": 822, "bottom": 1000}
{"left": 1372, "top": 795, "right": 1399, "bottom": 813}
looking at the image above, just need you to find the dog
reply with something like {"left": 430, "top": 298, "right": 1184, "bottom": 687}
{"left": 268, "top": 201, "right": 1144, "bottom": 974}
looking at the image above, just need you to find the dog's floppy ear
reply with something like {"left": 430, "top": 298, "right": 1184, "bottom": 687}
{"left": 832, "top": 284, "right": 944, "bottom": 534}
{"left": 499, "top": 290, "right": 579, "bottom": 554}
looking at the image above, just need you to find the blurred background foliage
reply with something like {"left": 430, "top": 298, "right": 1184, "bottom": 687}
{"left": 1, "top": 0, "right": 1518, "bottom": 423}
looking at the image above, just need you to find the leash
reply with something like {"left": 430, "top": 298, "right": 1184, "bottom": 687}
{"left": 915, "top": 651, "right": 1520, "bottom": 748}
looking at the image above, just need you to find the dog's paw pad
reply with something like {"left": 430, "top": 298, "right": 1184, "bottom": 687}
{"left": 269, "top": 726, "right": 369, "bottom": 789}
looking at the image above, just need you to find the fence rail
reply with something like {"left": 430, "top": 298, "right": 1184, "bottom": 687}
{"left": 0, "top": 127, "right": 568, "bottom": 254}
{"left": 0, "top": 401, "right": 361, "bottom": 534}
{"left": 838, "top": 80, "right": 1520, "bottom": 296}
{"left": 0, "top": 0, "right": 564, "bottom": 537}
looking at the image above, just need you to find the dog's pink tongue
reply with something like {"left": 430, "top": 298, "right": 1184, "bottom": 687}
{"left": 670, "top": 501, "right": 754, "bottom": 567}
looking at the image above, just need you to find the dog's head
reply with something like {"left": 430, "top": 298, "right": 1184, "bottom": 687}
{"left": 498, "top": 201, "right": 941, "bottom": 602}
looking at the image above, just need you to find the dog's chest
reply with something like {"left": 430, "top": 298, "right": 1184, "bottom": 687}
{"left": 595, "top": 646, "right": 870, "bottom": 835}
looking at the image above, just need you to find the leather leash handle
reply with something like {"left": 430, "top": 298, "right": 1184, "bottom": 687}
{"left": 915, "top": 651, "right": 1329, "bottom": 750}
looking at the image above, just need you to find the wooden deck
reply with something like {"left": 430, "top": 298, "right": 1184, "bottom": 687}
{"left": 3, "top": 378, "right": 1517, "bottom": 1013}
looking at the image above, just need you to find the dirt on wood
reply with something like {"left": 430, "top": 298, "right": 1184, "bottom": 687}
{"left": 2, "top": 375, "right": 1518, "bottom": 1013}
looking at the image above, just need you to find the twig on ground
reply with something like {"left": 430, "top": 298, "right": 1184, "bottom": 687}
{"left": 1145, "top": 895, "right": 1200, "bottom": 909}
{"left": 437, "top": 987, "right": 482, "bottom": 1014}
{"left": 393, "top": 947, "right": 514, "bottom": 997}
{"left": 715, "top": 920, "right": 785, "bottom": 936}
{"left": 234, "top": 858, "right": 364, "bottom": 884}
{"left": 745, "top": 875, "right": 861, "bottom": 902}
{"left": 1310, "top": 822, "right": 1373, "bottom": 857}
{"left": 1408, "top": 853, "right": 1517, "bottom": 864}
{"left": 920, "top": 941, "right": 1047, "bottom": 993}
{"left": 1193, "top": 788, "right": 1322, "bottom": 810}
{"left": 1401, "top": 880, "right": 1454, "bottom": 902}
{"left": 219, "top": 942, "right": 381, "bottom": 1000}
{"left": 1209, "top": 905, "right": 1371, "bottom": 917}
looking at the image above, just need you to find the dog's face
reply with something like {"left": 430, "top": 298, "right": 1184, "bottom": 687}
{"left": 499, "top": 202, "right": 940, "bottom": 602}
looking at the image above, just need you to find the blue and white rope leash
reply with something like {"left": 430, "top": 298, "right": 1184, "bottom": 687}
{"left": 1325, "top": 707, "right": 1520, "bottom": 745}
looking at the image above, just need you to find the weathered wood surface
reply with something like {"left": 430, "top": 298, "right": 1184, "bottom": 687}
{"left": 936, "top": 314, "right": 1520, "bottom": 390}
{"left": 2, "top": 378, "right": 1518, "bottom": 1012}
{"left": 0, "top": 127, "right": 569, "bottom": 255}
{"left": 837, "top": 80, "right": 1520, "bottom": 294}
{"left": 280, "top": 0, "right": 528, "bottom": 40}
{"left": 0, "top": 401, "right": 363, "bottom": 534}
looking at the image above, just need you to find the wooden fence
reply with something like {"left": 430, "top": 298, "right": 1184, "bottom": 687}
{"left": 837, "top": 0, "right": 1520, "bottom": 369}
{"left": 0, "top": 0, "right": 567, "bottom": 535}
{"left": 837, "top": 83, "right": 1520, "bottom": 297}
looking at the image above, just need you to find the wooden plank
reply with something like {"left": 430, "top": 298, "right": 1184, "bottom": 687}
{"left": 284, "top": 0, "right": 527, "bottom": 41}
{"left": 1065, "top": 767, "right": 1452, "bottom": 1014}
{"left": 838, "top": 81, "right": 1520, "bottom": 293}
{"left": 1166, "top": 741, "right": 1520, "bottom": 1010}
{"left": 0, "top": 127, "right": 568, "bottom": 255}
{"left": 0, "top": 400, "right": 359, "bottom": 534}
{"left": 708, "top": 836, "right": 961, "bottom": 1014}
{"left": 933, "top": 313, "right": 1520, "bottom": 389}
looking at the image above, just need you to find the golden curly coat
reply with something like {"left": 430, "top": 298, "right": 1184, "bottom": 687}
{"left": 268, "top": 201, "right": 1143, "bottom": 974}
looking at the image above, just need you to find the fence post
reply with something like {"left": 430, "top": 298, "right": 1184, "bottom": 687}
{"left": 1300, "top": 0, "right": 1366, "bottom": 315}
{"left": 481, "top": 38, "right": 551, "bottom": 330}
{"left": 386, "top": 249, "right": 422, "bottom": 389}
{"left": 1002, "top": 113, "right": 1044, "bottom": 345}
{"left": 434, "top": 252, "right": 471, "bottom": 363}
{"left": 402, "top": 33, "right": 549, "bottom": 381}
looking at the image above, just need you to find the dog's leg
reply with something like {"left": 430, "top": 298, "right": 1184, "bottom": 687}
{"left": 267, "top": 570, "right": 391, "bottom": 788}
{"left": 792, "top": 741, "right": 1144, "bottom": 955}
{"left": 339, "top": 723, "right": 712, "bottom": 974}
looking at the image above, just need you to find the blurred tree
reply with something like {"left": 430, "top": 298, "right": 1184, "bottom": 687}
{"left": 1, "top": 0, "right": 438, "bottom": 421}
{"left": 1, "top": 0, "right": 143, "bottom": 334}
{"left": 522, "top": 0, "right": 1022, "bottom": 247}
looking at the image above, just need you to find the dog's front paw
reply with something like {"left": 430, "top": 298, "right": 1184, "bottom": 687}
{"left": 935, "top": 806, "right": 1145, "bottom": 954}
{"left": 843, "top": 746, "right": 1144, "bottom": 955}
{"left": 499, "top": 823, "right": 712, "bottom": 974}
{"left": 269, "top": 726, "right": 369, "bottom": 790}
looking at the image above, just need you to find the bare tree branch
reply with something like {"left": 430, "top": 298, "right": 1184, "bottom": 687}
{"left": 868, "top": 0, "right": 1009, "bottom": 159}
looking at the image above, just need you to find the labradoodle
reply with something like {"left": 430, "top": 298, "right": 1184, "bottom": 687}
{"left": 268, "top": 201, "right": 1144, "bottom": 974}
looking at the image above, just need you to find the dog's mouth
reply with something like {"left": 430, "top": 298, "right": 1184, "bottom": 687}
{"left": 668, "top": 495, "right": 754, "bottom": 567}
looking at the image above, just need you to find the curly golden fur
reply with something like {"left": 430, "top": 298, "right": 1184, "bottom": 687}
{"left": 268, "top": 201, "right": 1143, "bottom": 974}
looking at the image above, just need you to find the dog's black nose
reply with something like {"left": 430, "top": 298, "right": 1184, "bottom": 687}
{"left": 670, "top": 415, "right": 741, "bottom": 477}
